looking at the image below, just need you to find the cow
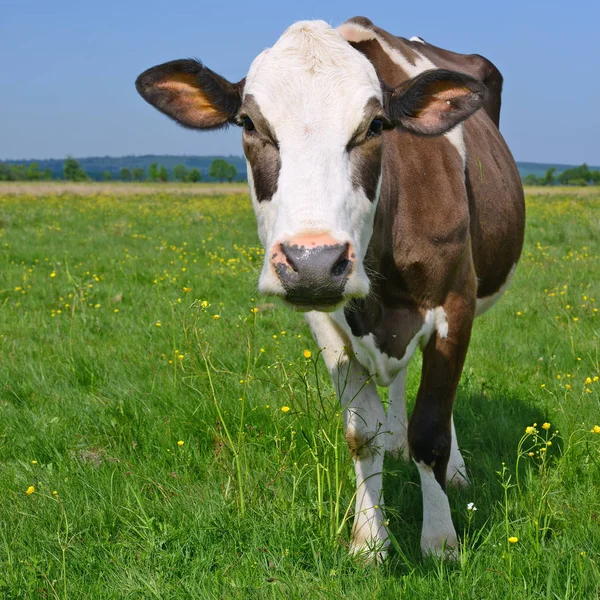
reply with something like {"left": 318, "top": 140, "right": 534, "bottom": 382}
{"left": 136, "top": 16, "right": 525, "bottom": 560}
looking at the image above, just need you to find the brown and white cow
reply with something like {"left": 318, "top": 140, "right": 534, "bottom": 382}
{"left": 136, "top": 17, "right": 525, "bottom": 559}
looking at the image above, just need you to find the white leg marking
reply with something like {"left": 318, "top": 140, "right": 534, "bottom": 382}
{"left": 415, "top": 461, "right": 458, "bottom": 558}
{"left": 446, "top": 416, "right": 469, "bottom": 488}
{"left": 385, "top": 370, "right": 409, "bottom": 460}
{"left": 306, "top": 312, "right": 389, "bottom": 560}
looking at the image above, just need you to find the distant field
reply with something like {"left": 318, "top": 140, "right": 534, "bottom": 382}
{"left": 0, "top": 181, "right": 249, "bottom": 196}
{"left": 0, "top": 189, "right": 598, "bottom": 598}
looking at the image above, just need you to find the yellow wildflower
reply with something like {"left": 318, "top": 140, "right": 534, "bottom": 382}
{"left": 281, "top": 406, "right": 291, "bottom": 413}
{"left": 542, "top": 422, "right": 550, "bottom": 430}
{"left": 177, "top": 440, "right": 184, "bottom": 446}
{"left": 250, "top": 307, "right": 259, "bottom": 313}
{"left": 591, "top": 425, "right": 600, "bottom": 434}
{"left": 50, "top": 271, "right": 56, "bottom": 278}
{"left": 25, "top": 486, "right": 35, "bottom": 495}
{"left": 183, "top": 287, "right": 192, "bottom": 293}
{"left": 303, "top": 349, "right": 312, "bottom": 358}
{"left": 585, "top": 377, "right": 592, "bottom": 384}
{"left": 212, "top": 314, "right": 220, "bottom": 320}
{"left": 200, "top": 300, "right": 208, "bottom": 308}
{"left": 508, "top": 537, "right": 518, "bottom": 544}
{"left": 525, "top": 426, "right": 536, "bottom": 435}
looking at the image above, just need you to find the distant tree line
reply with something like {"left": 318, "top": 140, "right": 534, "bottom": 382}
{"left": 523, "top": 164, "right": 600, "bottom": 186}
{"left": 0, "top": 157, "right": 238, "bottom": 183}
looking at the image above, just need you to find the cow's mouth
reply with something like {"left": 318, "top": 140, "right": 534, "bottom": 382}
{"left": 284, "top": 294, "right": 345, "bottom": 312}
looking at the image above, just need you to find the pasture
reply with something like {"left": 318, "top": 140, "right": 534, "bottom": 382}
{"left": 0, "top": 186, "right": 599, "bottom": 598}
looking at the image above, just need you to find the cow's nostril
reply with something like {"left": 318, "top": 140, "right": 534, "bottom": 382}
{"left": 279, "top": 243, "right": 299, "bottom": 272}
{"left": 331, "top": 257, "right": 351, "bottom": 277}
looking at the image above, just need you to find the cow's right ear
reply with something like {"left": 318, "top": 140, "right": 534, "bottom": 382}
{"left": 135, "top": 59, "right": 244, "bottom": 129}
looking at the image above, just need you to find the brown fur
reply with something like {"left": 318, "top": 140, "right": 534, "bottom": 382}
{"left": 342, "top": 18, "right": 525, "bottom": 485}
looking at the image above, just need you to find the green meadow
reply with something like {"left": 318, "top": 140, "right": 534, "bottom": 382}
{"left": 0, "top": 188, "right": 599, "bottom": 599}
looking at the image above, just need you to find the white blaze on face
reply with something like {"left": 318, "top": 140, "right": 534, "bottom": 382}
{"left": 242, "top": 21, "right": 384, "bottom": 299}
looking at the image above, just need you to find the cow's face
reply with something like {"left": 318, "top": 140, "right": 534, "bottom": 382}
{"left": 136, "top": 21, "right": 486, "bottom": 311}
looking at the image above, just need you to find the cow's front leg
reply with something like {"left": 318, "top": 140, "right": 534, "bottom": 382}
{"left": 408, "top": 290, "right": 475, "bottom": 557}
{"left": 306, "top": 312, "right": 388, "bottom": 560}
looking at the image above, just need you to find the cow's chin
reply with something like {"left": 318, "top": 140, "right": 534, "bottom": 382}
{"left": 283, "top": 295, "right": 347, "bottom": 313}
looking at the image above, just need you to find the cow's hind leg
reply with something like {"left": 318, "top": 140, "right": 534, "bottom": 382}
{"left": 386, "top": 370, "right": 410, "bottom": 461}
{"left": 408, "top": 290, "right": 475, "bottom": 557}
{"left": 306, "top": 312, "right": 388, "bottom": 560}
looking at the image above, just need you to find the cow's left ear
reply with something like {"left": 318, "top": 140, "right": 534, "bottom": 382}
{"left": 387, "top": 69, "right": 488, "bottom": 136}
{"left": 136, "top": 59, "right": 244, "bottom": 129}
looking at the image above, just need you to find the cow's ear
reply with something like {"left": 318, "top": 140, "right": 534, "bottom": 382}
{"left": 387, "top": 69, "right": 487, "bottom": 136}
{"left": 136, "top": 59, "right": 244, "bottom": 129}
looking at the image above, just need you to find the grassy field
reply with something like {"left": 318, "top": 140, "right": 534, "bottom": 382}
{"left": 0, "top": 187, "right": 599, "bottom": 599}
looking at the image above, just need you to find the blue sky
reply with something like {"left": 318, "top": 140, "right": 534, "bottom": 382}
{"left": 2, "top": 0, "right": 598, "bottom": 164}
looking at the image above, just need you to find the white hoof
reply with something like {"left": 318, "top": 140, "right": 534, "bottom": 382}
{"left": 446, "top": 464, "right": 469, "bottom": 488}
{"left": 386, "top": 432, "right": 410, "bottom": 461}
{"left": 350, "top": 537, "right": 389, "bottom": 564}
{"left": 421, "top": 532, "right": 458, "bottom": 560}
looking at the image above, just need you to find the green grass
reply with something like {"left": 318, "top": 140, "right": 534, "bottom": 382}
{"left": 0, "top": 189, "right": 599, "bottom": 599}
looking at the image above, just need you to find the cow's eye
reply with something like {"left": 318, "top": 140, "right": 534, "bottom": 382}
{"left": 242, "top": 116, "right": 255, "bottom": 132}
{"left": 367, "top": 118, "right": 383, "bottom": 138}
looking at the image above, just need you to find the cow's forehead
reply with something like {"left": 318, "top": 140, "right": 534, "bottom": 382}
{"left": 244, "top": 20, "right": 382, "bottom": 129}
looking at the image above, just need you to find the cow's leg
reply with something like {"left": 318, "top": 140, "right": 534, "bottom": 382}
{"left": 385, "top": 370, "right": 410, "bottom": 461}
{"left": 306, "top": 312, "right": 388, "bottom": 560}
{"left": 407, "top": 290, "right": 475, "bottom": 557}
{"left": 446, "top": 416, "right": 469, "bottom": 488}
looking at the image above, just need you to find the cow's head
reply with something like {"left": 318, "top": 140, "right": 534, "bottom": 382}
{"left": 136, "top": 20, "right": 486, "bottom": 311}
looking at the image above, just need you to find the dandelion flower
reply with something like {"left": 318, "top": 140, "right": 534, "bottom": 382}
{"left": 281, "top": 406, "right": 291, "bottom": 413}
{"left": 542, "top": 422, "right": 551, "bottom": 430}
{"left": 508, "top": 537, "right": 518, "bottom": 544}
{"left": 303, "top": 349, "right": 312, "bottom": 358}
{"left": 177, "top": 440, "right": 184, "bottom": 447}
{"left": 25, "top": 486, "right": 35, "bottom": 495}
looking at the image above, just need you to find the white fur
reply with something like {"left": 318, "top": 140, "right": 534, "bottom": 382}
{"left": 476, "top": 263, "right": 517, "bottom": 316}
{"left": 244, "top": 21, "right": 383, "bottom": 300}
{"left": 416, "top": 461, "right": 458, "bottom": 557}
{"left": 410, "top": 36, "right": 426, "bottom": 44}
{"left": 305, "top": 311, "right": 389, "bottom": 560}
{"left": 447, "top": 416, "right": 469, "bottom": 487}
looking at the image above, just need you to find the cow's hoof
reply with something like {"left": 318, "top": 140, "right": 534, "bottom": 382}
{"left": 386, "top": 434, "right": 410, "bottom": 462}
{"left": 350, "top": 539, "right": 389, "bottom": 564}
{"left": 446, "top": 466, "right": 469, "bottom": 488}
{"left": 421, "top": 533, "right": 458, "bottom": 560}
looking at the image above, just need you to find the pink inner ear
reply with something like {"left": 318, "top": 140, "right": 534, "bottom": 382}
{"left": 153, "top": 73, "right": 228, "bottom": 128}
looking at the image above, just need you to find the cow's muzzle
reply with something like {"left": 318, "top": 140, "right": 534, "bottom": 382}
{"left": 272, "top": 240, "right": 354, "bottom": 309}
